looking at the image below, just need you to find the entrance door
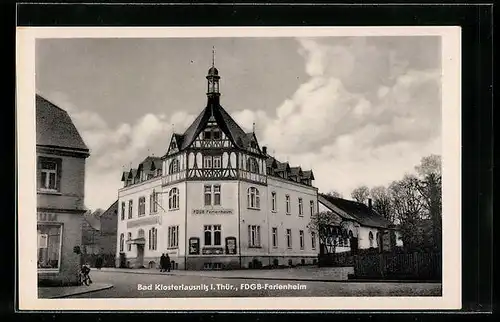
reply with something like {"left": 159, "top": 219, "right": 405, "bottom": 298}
{"left": 136, "top": 245, "right": 145, "bottom": 268}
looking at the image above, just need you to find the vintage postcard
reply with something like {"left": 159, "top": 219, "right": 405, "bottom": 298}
{"left": 17, "top": 27, "right": 461, "bottom": 311}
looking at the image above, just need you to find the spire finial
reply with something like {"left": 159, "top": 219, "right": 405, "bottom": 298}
{"left": 172, "top": 123, "right": 175, "bottom": 133}
{"left": 252, "top": 122, "right": 256, "bottom": 133}
{"left": 212, "top": 46, "right": 215, "bottom": 67}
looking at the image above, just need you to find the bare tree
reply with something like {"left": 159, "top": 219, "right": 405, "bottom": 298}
{"left": 370, "top": 185, "right": 394, "bottom": 223}
{"left": 307, "top": 211, "right": 342, "bottom": 255}
{"left": 351, "top": 185, "right": 370, "bottom": 203}
{"left": 389, "top": 174, "right": 425, "bottom": 250}
{"left": 326, "top": 190, "right": 343, "bottom": 198}
{"left": 415, "top": 155, "right": 442, "bottom": 251}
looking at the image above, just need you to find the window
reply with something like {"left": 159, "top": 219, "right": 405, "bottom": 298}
{"left": 286, "top": 229, "right": 292, "bottom": 248}
{"left": 298, "top": 198, "right": 303, "bottom": 216}
{"left": 39, "top": 157, "right": 59, "bottom": 191}
{"left": 169, "top": 159, "right": 179, "bottom": 174}
{"left": 169, "top": 188, "right": 179, "bottom": 210}
{"left": 127, "top": 232, "right": 132, "bottom": 251}
{"left": 248, "top": 225, "right": 261, "bottom": 247}
{"left": 214, "top": 185, "right": 221, "bottom": 205}
{"left": 247, "top": 187, "right": 260, "bottom": 209}
{"left": 204, "top": 185, "right": 212, "bottom": 206}
{"left": 203, "top": 156, "right": 213, "bottom": 168}
{"left": 311, "top": 232, "right": 316, "bottom": 249}
{"left": 213, "top": 130, "right": 221, "bottom": 140}
{"left": 138, "top": 197, "right": 146, "bottom": 217}
{"left": 128, "top": 200, "right": 133, "bottom": 219}
{"left": 119, "top": 233, "right": 124, "bottom": 252}
{"left": 272, "top": 227, "right": 278, "bottom": 247}
{"left": 310, "top": 200, "right": 315, "bottom": 216}
{"left": 37, "top": 224, "right": 62, "bottom": 270}
{"left": 204, "top": 225, "right": 222, "bottom": 246}
{"left": 285, "top": 195, "right": 290, "bottom": 214}
{"left": 121, "top": 202, "right": 125, "bottom": 220}
{"left": 299, "top": 230, "right": 305, "bottom": 249}
{"left": 204, "top": 184, "right": 220, "bottom": 206}
{"left": 168, "top": 226, "right": 179, "bottom": 248}
{"left": 213, "top": 156, "right": 222, "bottom": 168}
{"left": 369, "top": 231, "right": 374, "bottom": 247}
{"left": 150, "top": 192, "right": 160, "bottom": 214}
{"left": 271, "top": 192, "right": 277, "bottom": 212}
{"left": 246, "top": 157, "right": 259, "bottom": 173}
{"left": 203, "top": 130, "right": 212, "bottom": 140}
{"left": 148, "top": 228, "right": 157, "bottom": 250}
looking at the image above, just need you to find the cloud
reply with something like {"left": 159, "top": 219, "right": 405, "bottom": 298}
{"left": 42, "top": 91, "right": 196, "bottom": 210}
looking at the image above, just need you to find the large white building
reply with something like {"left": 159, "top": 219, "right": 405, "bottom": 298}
{"left": 116, "top": 63, "right": 319, "bottom": 270}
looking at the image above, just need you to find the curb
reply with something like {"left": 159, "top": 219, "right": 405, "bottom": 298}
{"left": 49, "top": 284, "right": 114, "bottom": 299}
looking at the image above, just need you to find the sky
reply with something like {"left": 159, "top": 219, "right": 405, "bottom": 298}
{"left": 36, "top": 36, "right": 442, "bottom": 211}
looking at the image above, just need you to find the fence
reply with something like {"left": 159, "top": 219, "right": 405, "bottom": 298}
{"left": 353, "top": 251, "right": 442, "bottom": 280}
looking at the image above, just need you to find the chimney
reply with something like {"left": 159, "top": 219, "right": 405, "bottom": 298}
{"left": 262, "top": 146, "right": 267, "bottom": 155}
{"left": 368, "top": 198, "right": 372, "bottom": 210}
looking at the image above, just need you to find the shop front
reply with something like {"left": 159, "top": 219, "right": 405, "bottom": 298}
{"left": 37, "top": 211, "right": 84, "bottom": 286}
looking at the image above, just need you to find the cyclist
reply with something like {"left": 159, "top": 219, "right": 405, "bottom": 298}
{"left": 80, "top": 263, "right": 93, "bottom": 285}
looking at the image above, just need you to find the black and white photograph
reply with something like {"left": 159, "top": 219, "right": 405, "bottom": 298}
{"left": 17, "top": 27, "right": 461, "bottom": 310}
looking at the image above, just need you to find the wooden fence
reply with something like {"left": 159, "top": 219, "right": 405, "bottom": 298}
{"left": 353, "top": 251, "right": 442, "bottom": 280}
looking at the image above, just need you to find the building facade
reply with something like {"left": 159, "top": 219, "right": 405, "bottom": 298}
{"left": 36, "top": 95, "right": 90, "bottom": 285}
{"left": 116, "top": 64, "right": 319, "bottom": 270}
{"left": 81, "top": 201, "right": 118, "bottom": 267}
{"left": 317, "top": 194, "right": 403, "bottom": 254}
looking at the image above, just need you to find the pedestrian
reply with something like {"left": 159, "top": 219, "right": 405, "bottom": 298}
{"left": 95, "top": 255, "right": 103, "bottom": 270}
{"left": 159, "top": 253, "right": 166, "bottom": 272}
{"left": 165, "top": 254, "right": 171, "bottom": 272}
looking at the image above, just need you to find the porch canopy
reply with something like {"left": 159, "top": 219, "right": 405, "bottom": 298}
{"left": 126, "top": 237, "right": 146, "bottom": 245}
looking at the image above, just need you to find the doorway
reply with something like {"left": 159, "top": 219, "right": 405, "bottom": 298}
{"left": 136, "top": 245, "right": 144, "bottom": 268}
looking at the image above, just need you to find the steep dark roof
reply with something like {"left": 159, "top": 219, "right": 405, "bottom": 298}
{"left": 36, "top": 94, "right": 89, "bottom": 153}
{"left": 120, "top": 171, "right": 129, "bottom": 181}
{"left": 101, "top": 200, "right": 118, "bottom": 218}
{"left": 302, "top": 170, "right": 315, "bottom": 180}
{"left": 138, "top": 156, "right": 163, "bottom": 172}
{"left": 290, "top": 166, "right": 303, "bottom": 177}
{"left": 176, "top": 101, "right": 251, "bottom": 151}
{"left": 318, "top": 193, "right": 392, "bottom": 229}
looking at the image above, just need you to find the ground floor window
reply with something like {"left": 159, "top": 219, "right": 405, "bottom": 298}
{"left": 168, "top": 226, "right": 179, "bottom": 248}
{"left": 204, "top": 225, "right": 221, "bottom": 246}
{"left": 37, "top": 224, "right": 62, "bottom": 270}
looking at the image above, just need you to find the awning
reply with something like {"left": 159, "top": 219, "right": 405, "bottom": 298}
{"left": 126, "top": 238, "right": 146, "bottom": 245}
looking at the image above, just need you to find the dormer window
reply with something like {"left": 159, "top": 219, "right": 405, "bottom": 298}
{"left": 203, "top": 130, "right": 212, "bottom": 140}
{"left": 169, "top": 159, "right": 179, "bottom": 174}
{"left": 246, "top": 157, "right": 259, "bottom": 174}
{"left": 213, "top": 129, "right": 221, "bottom": 140}
{"left": 250, "top": 141, "right": 257, "bottom": 148}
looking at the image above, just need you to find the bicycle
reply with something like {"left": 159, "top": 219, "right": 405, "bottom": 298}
{"left": 78, "top": 264, "right": 93, "bottom": 286}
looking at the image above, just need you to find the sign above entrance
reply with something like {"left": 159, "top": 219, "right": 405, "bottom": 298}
{"left": 192, "top": 209, "right": 233, "bottom": 215}
{"left": 37, "top": 212, "right": 58, "bottom": 222}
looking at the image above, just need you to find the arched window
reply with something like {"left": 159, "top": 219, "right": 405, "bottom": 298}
{"left": 247, "top": 187, "right": 260, "bottom": 209}
{"left": 246, "top": 157, "right": 260, "bottom": 174}
{"left": 169, "top": 188, "right": 179, "bottom": 210}
{"left": 169, "top": 159, "right": 179, "bottom": 174}
{"left": 369, "top": 231, "right": 374, "bottom": 248}
{"left": 119, "top": 233, "right": 124, "bottom": 252}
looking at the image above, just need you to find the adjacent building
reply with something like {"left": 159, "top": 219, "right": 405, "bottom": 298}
{"left": 318, "top": 193, "right": 403, "bottom": 254}
{"left": 36, "top": 95, "right": 90, "bottom": 285}
{"left": 81, "top": 200, "right": 118, "bottom": 267}
{"left": 116, "top": 63, "right": 319, "bottom": 270}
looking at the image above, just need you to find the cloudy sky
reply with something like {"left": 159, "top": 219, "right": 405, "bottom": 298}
{"left": 36, "top": 36, "right": 442, "bottom": 211}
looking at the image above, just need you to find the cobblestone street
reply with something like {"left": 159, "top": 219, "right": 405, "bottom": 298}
{"left": 65, "top": 270, "right": 442, "bottom": 298}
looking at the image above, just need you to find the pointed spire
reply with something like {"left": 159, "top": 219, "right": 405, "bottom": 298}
{"left": 213, "top": 47, "right": 216, "bottom": 67}
{"left": 252, "top": 122, "right": 256, "bottom": 133}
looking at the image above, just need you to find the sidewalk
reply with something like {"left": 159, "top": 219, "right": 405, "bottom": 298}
{"left": 99, "top": 266, "right": 354, "bottom": 282}
{"left": 38, "top": 283, "right": 114, "bottom": 299}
